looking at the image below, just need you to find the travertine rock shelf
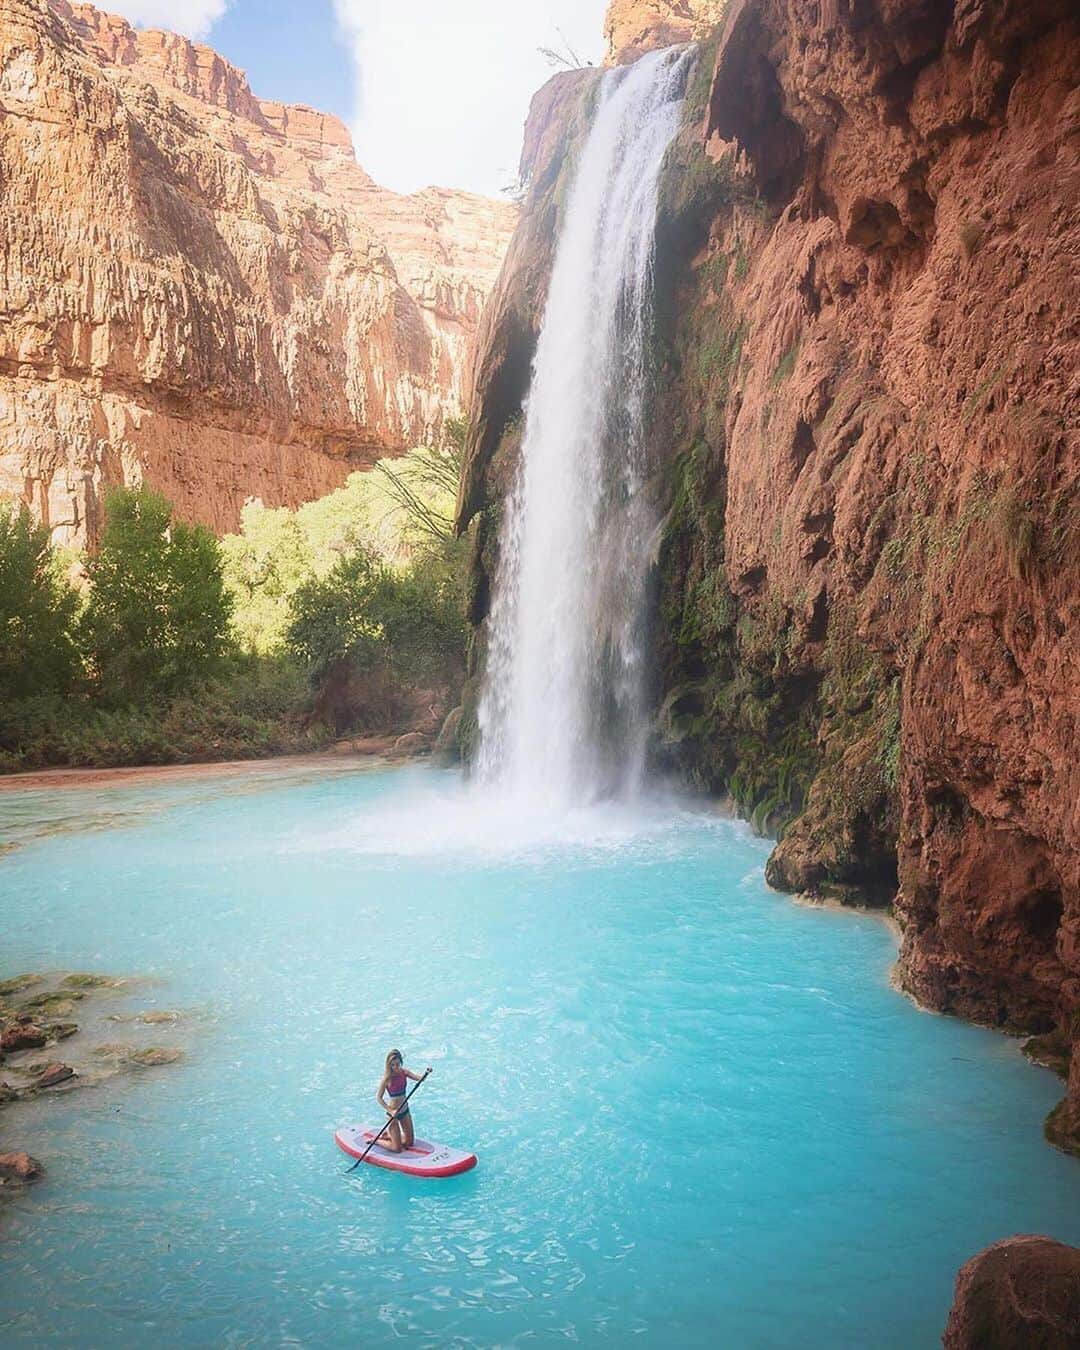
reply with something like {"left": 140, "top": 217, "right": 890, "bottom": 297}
{"left": 0, "top": 0, "right": 516, "bottom": 543}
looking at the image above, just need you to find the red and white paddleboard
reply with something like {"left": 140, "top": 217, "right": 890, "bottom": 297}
{"left": 335, "top": 1124, "right": 478, "bottom": 1178}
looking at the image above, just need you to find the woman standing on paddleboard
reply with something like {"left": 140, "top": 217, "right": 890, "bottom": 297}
{"left": 376, "top": 1049, "right": 431, "bottom": 1152}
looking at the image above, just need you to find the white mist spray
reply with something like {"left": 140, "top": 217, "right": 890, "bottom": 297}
{"left": 478, "top": 48, "right": 691, "bottom": 808}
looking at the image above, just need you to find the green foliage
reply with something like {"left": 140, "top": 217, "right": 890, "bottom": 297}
{"left": 697, "top": 323, "right": 747, "bottom": 391}
{"left": 81, "top": 486, "right": 232, "bottom": 704}
{"left": 0, "top": 503, "right": 80, "bottom": 701}
{"left": 287, "top": 542, "right": 466, "bottom": 687}
{"left": 0, "top": 656, "right": 328, "bottom": 773}
{"left": 374, "top": 440, "right": 462, "bottom": 544}
{"left": 287, "top": 549, "right": 387, "bottom": 679}
{"left": 0, "top": 441, "right": 470, "bottom": 772}
{"left": 770, "top": 344, "right": 799, "bottom": 388}
{"left": 994, "top": 489, "right": 1038, "bottom": 583}
{"left": 222, "top": 443, "right": 463, "bottom": 656}
{"left": 878, "top": 678, "right": 902, "bottom": 791}
{"left": 220, "top": 505, "right": 310, "bottom": 655}
{"left": 959, "top": 220, "right": 985, "bottom": 258}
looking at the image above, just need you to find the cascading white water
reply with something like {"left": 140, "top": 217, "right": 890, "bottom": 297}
{"left": 477, "top": 47, "right": 692, "bottom": 808}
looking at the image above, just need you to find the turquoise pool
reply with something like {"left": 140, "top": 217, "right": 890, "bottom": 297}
{"left": 1, "top": 765, "right": 1077, "bottom": 1347}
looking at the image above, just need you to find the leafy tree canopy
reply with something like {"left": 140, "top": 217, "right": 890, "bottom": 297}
{"left": 0, "top": 503, "right": 80, "bottom": 701}
{"left": 81, "top": 486, "right": 233, "bottom": 704}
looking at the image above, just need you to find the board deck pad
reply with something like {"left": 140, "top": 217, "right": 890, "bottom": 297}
{"left": 335, "top": 1125, "right": 477, "bottom": 1177}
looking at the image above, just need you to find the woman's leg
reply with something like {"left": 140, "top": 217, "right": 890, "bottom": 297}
{"left": 400, "top": 1109, "right": 414, "bottom": 1148}
{"left": 379, "top": 1114, "right": 403, "bottom": 1152}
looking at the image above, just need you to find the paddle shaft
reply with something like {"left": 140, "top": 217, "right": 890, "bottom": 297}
{"left": 346, "top": 1069, "right": 431, "bottom": 1172}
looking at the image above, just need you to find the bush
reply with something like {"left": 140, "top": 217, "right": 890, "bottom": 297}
{"left": 0, "top": 657, "right": 329, "bottom": 773}
{"left": 0, "top": 503, "right": 80, "bottom": 700}
{"left": 288, "top": 544, "right": 466, "bottom": 683}
{"left": 285, "top": 540, "right": 467, "bottom": 733}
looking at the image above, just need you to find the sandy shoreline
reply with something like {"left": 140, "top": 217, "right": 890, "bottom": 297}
{"left": 0, "top": 738, "right": 406, "bottom": 792}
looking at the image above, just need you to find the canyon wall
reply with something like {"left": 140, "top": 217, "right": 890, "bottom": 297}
{"left": 459, "top": 0, "right": 1079, "bottom": 1153}
{"left": 0, "top": 0, "right": 516, "bottom": 543}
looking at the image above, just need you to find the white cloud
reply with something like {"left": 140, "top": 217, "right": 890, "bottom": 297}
{"left": 331, "top": 1, "right": 609, "bottom": 198}
{"left": 101, "top": 0, "right": 229, "bottom": 40}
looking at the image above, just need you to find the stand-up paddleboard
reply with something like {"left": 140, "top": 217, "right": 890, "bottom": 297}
{"left": 335, "top": 1125, "right": 477, "bottom": 1178}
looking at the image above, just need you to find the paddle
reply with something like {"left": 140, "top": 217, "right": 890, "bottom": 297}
{"left": 345, "top": 1068, "right": 431, "bottom": 1172}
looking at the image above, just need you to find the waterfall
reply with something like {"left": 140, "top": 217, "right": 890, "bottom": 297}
{"left": 477, "top": 47, "right": 691, "bottom": 808}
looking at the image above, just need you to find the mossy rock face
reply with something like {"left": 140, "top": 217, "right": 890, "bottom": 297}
{"left": 0, "top": 975, "right": 42, "bottom": 997}
{"left": 130, "top": 1047, "right": 183, "bottom": 1068}
{"left": 19, "top": 992, "right": 82, "bottom": 1015}
{"left": 433, "top": 706, "right": 464, "bottom": 765}
{"left": 92, "top": 1044, "right": 183, "bottom": 1067}
{"left": 61, "top": 973, "right": 123, "bottom": 990}
{"left": 1044, "top": 1100, "right": 1080, "bottom": 1159}
{"left": 1023, "top": 1031, "right": 1073, "bottom": 1080}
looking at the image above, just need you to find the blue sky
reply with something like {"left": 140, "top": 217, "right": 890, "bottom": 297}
{"left": 100, "top": 0, "right": 609, "bottom": 196}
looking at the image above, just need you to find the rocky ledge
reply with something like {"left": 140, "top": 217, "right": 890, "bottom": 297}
{"left": 0, "top": 970, "right": 188, "bottom": 1193}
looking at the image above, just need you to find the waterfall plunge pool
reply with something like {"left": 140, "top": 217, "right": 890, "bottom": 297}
{"left": 2, "top": 763, "right": 1078, "bottom": 1347}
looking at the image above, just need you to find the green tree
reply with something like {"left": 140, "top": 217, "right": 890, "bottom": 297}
{"left": 0, "top": 503, "right": 80, "bottom": 700}
{"left": 286, "top": 548, "right": 388, "bottom": 682}
{"left": 82, "top": 486, "right": 233, "bottom": 703}
{"left": 288, "top": 546, "right": 466, "bottom": 685}
{"left": 220, "top": 502, "right": 311, "bottom": 654}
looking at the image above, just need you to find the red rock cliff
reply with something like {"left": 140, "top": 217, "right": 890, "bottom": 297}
{"left": 461, "top": 0, "right": 1079, "bottom": 1152}
{"left": 0, "top": 0, "right": 516, "bottom": 543}
{"left": 604, "top": 0, "right": 728, "bottom": 64}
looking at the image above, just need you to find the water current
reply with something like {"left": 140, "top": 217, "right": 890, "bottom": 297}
{"left": 2, "top": 765, "right": 1079, "bottom": 1347}
{"left": 478, "top": 49, "right": 691, "bottom": 805}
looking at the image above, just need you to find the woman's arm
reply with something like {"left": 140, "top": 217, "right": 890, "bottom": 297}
{"left": 375, "top": 1073, "right": 390, "bottom": 1110}
{"left": 404, "top": 1066, "right": 432, "bottom": 1082}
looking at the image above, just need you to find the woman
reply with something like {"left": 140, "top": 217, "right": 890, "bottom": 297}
{"left": 375, "top": 1049, "right": 431, "bottom": 1152}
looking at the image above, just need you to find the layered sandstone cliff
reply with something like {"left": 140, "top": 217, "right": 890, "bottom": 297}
{"left": 0, "top": 0, "right": 516, "bottom": 543}
{"left": 459, "top": 0, "right": 1079, "bottom": 1152}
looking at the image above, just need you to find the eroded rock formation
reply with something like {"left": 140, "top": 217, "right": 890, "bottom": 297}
{"left": 604, "top": 0, "right": 727, "bottom": 65}
{"left": 943, "top": 1236, "right": 1080, "bottom": 1349}
{"left": 0, "top": 0, "right": 516, "bottom": 543}
{"left": 459, "top": 0, "right": 1079, "bottom": 1151}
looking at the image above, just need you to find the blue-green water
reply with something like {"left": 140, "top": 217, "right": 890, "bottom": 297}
{"left": 2, "top": 765, "right": 1078, "bottom": 1348}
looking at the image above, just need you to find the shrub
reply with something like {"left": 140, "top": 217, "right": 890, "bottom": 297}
{"left": 287, "top": 544, "right": 466, "bottom": 686}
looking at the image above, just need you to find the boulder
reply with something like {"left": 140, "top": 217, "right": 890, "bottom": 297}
{"left": 1, "top": 1023, "right": 47, "bottom": 1053}
{"left": 943, "top": 1236, "right": 1080, "bottom": 1349}
{"left": 35, "top": 1063, "right": 75, "bottom": 1089}
{"left": 392, "top": 732, "right": 430, "bottom": 757}
{"left": 0, "top": 1152, "right": 44, "bottom": 1183}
